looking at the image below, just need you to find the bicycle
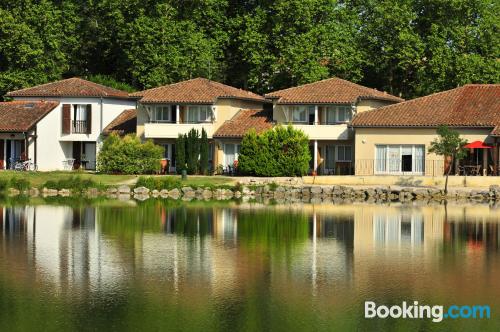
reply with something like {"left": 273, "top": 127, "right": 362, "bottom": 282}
{"left": 13, "top": 158, "right": 38, "bottom": 172}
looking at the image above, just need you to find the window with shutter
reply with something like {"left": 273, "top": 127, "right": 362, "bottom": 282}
{"left": 62, "top": 104, "right": 71, "bottom": 134}
{"left": 86, "top": 104, "right": 92, "bottom": 134}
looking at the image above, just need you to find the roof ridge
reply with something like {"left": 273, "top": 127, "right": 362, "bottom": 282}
{"left": 265, "top": 77, "right": 340, "bottom": 95}
{"left": 356, "top": 86, "right": 466, "bottom": 116}
{"left": 131, "top": 77, "right": 206, "bottom": 95}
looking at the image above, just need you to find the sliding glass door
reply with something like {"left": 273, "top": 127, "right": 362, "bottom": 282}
{"left": 375, "top": 145, "right": 425, "bottom": 175}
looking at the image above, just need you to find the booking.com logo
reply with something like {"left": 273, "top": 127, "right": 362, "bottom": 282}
{"left": 365, "top": 301, "right": 491, "bottom": 323}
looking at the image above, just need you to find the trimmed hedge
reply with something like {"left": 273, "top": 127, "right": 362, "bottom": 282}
{"left": 97, "top": 134, "right": 164, "bottom": 174}
{"left": 238, "top": 125, "right": 310, "bottom": 176}
{"left": 136, "top": 176, "right": 182, "bottom": 190}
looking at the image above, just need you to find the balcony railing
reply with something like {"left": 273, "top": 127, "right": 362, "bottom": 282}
{"left": 292, "top": 123, "right": 351, "bottom": 140}
{"left": 72, "top": 120, "right": 88, "bottom": 134}
{"left": 144, "top": 122, "right": 214, "bottom": 139}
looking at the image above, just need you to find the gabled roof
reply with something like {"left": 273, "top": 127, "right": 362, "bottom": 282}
{"left": 264, "top": 77, "right": 404, "bottom": 104}
{"left": 6, "top": 77, "right": 130, "bottom": 99}
{"left": 0, "top": 101, "right": 59, "bottom": 132}
{"left": 131, "top": 78, "right": 266, "bottom": 104}
{"left": 103, "top": 109, "right": 137, "bottom": 136}
{"left": 213, "top": 109, "right": 273, "bottom": 138}
{"left": 351, "top": 85, "right": 500, "bottom": 136}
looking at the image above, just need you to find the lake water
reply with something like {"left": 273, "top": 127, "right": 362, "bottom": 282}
{"left": 0, "top": 199, "right": 499, "bottom": 331}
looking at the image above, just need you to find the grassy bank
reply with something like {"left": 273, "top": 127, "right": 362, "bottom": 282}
{"left": 0, "top": 171, "right": 236, "bottom": 190}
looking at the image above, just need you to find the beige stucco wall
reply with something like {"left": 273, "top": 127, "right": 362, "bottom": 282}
{"left": 214, "top": 99, "right": 265, "bottom": 132}
{"left": 137, "top": 99, "right": 264, "bottom": 140}
{"left": 354, "top": 127, "right": 493, "bottom": 176}
{"left": 355, "top": 99, "right": 398, "bottom": 114}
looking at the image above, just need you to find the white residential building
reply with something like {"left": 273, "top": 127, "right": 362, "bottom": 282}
{"left": 4, "top": 78, "right": 137, "bottom": 170}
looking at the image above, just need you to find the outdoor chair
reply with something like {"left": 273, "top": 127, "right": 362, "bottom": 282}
{"left": 471, "top": 165, "right": 481, "bottom": 176}
{"left": 63, "top": 158, "right": 75, "bottom": 170}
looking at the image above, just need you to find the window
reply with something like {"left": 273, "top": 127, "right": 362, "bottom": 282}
{"left": 151, "top": 106, "right": 171, "bottom": 122}
{"left": 161, "top": 143, "right": 176, "bottom": 168}
{"left": 288, "top": 106, "right": 308, "bottom": 122}
{"left": 73, "top": 104, "right": 87, "bottom": 121}
{"left": 325, "top": 146, "right": 335, "bottom": 169}
{"left": 224, "top": 143, "right": 241, "bottom": 166}
{"left": 375, "top": 145, "right": 425, "bottom": 174}
{"left": 336, "top": 145, "right": 352, "bottom": 162}
{"left": 325, "top": 105, "right": 352, "bottom": 124}
{"left": 187, "top": 105, "right": 212, "bottom": 123}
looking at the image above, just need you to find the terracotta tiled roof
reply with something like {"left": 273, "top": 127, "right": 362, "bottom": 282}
{"left": 103, "top": 109, "right": 137, "bottom": 136}
{"left": 351, "top": 85, "right": 500, "bottom": 136}
{"left": 0, "top": 101, "right": 59, "bottom": 132}
{"left": 6, "top": 77, "right": 130, "bottom": 99}
{"left": 131, "top": 78, "right": 266, "bottom": 104}
{"left": 264, "top": 77, "right": 404, "bottom": 104}
{"left": 213, "top": 109, "right": 273, "bottom": 138}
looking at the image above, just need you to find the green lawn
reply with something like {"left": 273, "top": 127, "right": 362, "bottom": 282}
{"left": 0, "top": 171, "right": 236, "bottom": 188}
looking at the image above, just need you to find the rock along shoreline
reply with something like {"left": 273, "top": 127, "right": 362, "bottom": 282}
{"left": 7, "top": 184, "right": 500, "bottom": 204}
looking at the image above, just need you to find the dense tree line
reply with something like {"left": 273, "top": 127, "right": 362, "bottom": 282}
{"left": 0, "top": 0, "right": 498, "bottom": 99}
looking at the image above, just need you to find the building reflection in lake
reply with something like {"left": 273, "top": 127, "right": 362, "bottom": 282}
{"left": 0, "top": 202, "right": 499, "bottom": 298}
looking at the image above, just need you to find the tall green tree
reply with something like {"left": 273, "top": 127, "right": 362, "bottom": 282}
{"left": 185, "top": 128, "right": 200, "bottom": 175}
{"left": 175, "top": 134, "right": 186, "bottom": 173}
{"left": 121, "top": 3, "right": 222, "bottom": 89}
{"left": 199, "top": 128, "right": 209, "bottom": 175}
{"left": 0, "top": 0, "right": 74, "bottom": 94}
{"left": 429, "top": 125, "right": 468, "bottom": 194}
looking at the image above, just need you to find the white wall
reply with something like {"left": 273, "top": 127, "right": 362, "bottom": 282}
{"left": 13, "top": 96, "right": 136, "bottom": 171}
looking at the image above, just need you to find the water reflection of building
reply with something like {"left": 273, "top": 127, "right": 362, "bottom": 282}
{"left": 1, "top": 202, "right": 500, "bottom": 301}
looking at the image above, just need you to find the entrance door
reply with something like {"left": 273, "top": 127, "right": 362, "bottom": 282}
{"left": 224, "top": 144, "right": 235, "bottom": 167}
{"left": 73, "top": 141, "right": 82, "bottom": 169}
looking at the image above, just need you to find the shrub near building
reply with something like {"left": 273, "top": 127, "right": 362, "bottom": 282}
{"left": 238, "top": 125, "right": 310, "bottom": 176}
{"left": 97, "top": 134, "right": 164, "bottom": 174}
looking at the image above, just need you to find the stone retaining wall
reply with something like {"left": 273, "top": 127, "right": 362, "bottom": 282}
{"left": 8, "top": 184, "right": 500, "bottom": 204}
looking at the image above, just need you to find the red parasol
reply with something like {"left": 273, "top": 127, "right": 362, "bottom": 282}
{"left": 464, "top": 141, "right": 492, "bottom": 149}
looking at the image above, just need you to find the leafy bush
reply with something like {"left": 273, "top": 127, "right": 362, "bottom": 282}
{"left": 136, "top": 176, "right": 182, "bottom": 190}
{"left": 97, "top": 134, "right": 164, "bottom": 174}
{"left": 0, "top": 179, "right": 8, "bottom": 191}
{"left": 238, "top": 125, "right": 310, "bottom": 176}
{"left": 42, "top": 176, "right": 102, "bottom": 193}
{"left": 10, "top": 177, "right": 30, "bottom": 191}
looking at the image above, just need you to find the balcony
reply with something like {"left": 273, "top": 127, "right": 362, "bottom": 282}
{"left": 72, "top": 120, "right": 88, "bottom": 134}
{"left": 291, "top": 123, "right": 351, "bottom": 140}
{"left": 144, "top": 122, "right": 214, "bottom": 139}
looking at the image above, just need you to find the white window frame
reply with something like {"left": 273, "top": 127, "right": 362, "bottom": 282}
{"left": 224, "top": 143, "right": 241, "bottom": 166}
{"left": 73, "top": 104, "right": 88, "bottom": 121}
{"left": 325, "top": 105, "right": 352, "bottom": 124}
{"left": 151, "top": 105, "right": 171, "bottom": 123}
{"left": 336, "top": 145, "right": 352, "bottom": 162}
{"left": 187, "top": 105, "right": 212, "bottom": 123}
{"left": 374, "top": 144, "right": 425, "bottom": 175}
{"left": 287, "top": 106, "right": 308, "bottom": 123}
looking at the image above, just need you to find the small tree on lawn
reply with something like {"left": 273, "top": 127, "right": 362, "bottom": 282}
{"left": 429, "top": 125, "right": 468, "bottom": 194}
{"left": 199, "top": 128, "right": 209, "bottom": 174}
{"left": 186, "top": 128, "right": 200, "bottom": 174}
{"left": 175, "top": 134, "right": 186, "bottom": 174}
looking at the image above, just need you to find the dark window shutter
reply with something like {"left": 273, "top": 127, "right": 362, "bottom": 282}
{"left": 62, "top": 104, "right": 71, "bottom": 134}
{"left": 171, "top": 106, "right": 176, "bottom": 123}
{"left": 86, "top": 104, "right": 92, "bottom": 134}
